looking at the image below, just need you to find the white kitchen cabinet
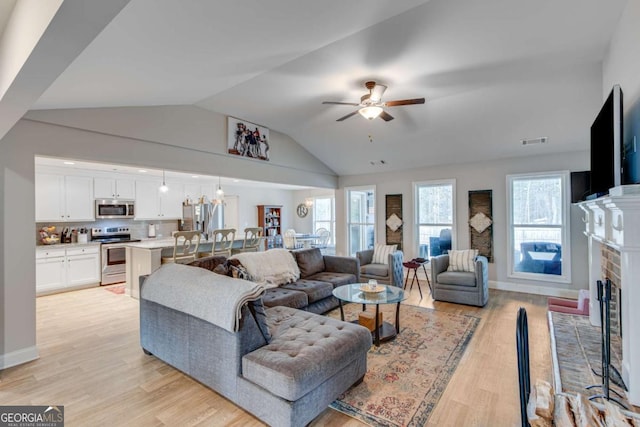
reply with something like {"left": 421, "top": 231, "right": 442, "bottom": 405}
{"left": 135, "top": 180, "right": 184, "bottom": 220}
{"left": 36, "top": 245, "right": 100, "bottom": 294}
{"left": 94, "top": 178, "right": 136, "bottom": 200}
{"left": 35, "top": 173, "right": 94, "bottom": 222}
{"left": 35, "top": 248, "right": 67, "bottom": 293}
{"left": 183, "top": 184, "right": 218, "bottom": 204}
{"left": 66, "top": 246, "right": 101, "bottom": 287}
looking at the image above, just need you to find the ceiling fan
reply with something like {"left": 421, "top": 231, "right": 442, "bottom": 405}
{"left": 322, "top": 81, "right": 425, "bottom": 122}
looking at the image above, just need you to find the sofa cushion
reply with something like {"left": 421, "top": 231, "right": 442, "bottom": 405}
{"left": 281, "top": 280, "right": 334, "bottom": 303}
{"left": 306, "top": 271, "right": 357, "bottom": 287}
{"left": 293, "top": 248, "right": 325, "bottom": 278}
{"left": 242, "top": 306, "right": 372, "bottom": 401}
{"left": 447, "top": 249, "right": 478, "bottom": 272}
{"left": 372, "top": 243, "right": 397, "bottom": 264}
{"left": 437, "top": 271, "right": 477, "bottom": 287}
{"left": 262, "top": 288, "right": 308, "bottom": 309}
{"left": 360, "top": 263, "right": 390, "bottom": 278}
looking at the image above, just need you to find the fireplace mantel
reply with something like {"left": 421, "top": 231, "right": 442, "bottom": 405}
{"left": 578, "top": 186, "right": 640, "bottom": 406}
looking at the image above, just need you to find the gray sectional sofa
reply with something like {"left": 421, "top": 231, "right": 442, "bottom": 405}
{"left": 190, "top": 248, "right": 360, "bottom": 314}
{"left": 140, "top": 264, "right": 371, "bottom": 427}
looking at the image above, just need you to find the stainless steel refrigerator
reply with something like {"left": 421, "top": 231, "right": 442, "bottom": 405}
{"left": 181, "top": 203, "right": 224, "bottom": 241}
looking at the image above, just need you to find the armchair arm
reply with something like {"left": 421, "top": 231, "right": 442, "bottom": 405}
{"left": 356, "top": 249, "right": 374, "bottom": 266}
{"left": 431, "top": 255, "right": 450, "bottom": 282}
{"left": 475, "top": 256, "right": 489, "bottom": 286}
{"left": 388, "top": 250, "right": 404, "bottom": 287}
{"left": 324, "top": 255, "right": 361, "bottom": 282}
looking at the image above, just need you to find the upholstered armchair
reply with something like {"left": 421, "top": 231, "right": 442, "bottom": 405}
{"left": 431, "top": 254, "right": 489, "bottom": 307}
{"left": 356, "top": 249, "right": 404, "bottom": 287}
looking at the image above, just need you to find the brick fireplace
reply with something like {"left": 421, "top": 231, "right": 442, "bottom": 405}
{"left": 579, "top": 185, "right": 640, "bottom": 406}
{"left": 601, "top": 244, "right": 621, "bottom": 336}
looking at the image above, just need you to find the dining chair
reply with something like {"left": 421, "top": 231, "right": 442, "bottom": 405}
{"left": 283, "top": 229, "right": 298, "bottom": 249}
{"left": 231, "top": 227, "right": 263, "bottom": 254}
{"left": 161, "top": 231, "right": 201, "bottom": 264}
{"left": 204, "top": 228, "right": 236, "bottom": 258}
{"left": 312, "top": 228, "right": 330, "bottom": 249}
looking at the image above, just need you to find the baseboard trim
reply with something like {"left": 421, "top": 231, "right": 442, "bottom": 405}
{"left": 489, "top": 280, "right": 580, "bottom": 298}
{"left": 0, "top": 346, "right": 39, "bottom": 369}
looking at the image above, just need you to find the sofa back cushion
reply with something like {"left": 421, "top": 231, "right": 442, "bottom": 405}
{"left": 294, "top": 248, "right": 325, "bottom": 278}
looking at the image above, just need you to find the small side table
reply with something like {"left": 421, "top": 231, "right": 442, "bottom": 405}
{"left": 403, "top": 258, "right": 431, "bottom": 299}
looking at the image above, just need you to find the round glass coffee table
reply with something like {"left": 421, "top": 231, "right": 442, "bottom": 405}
{"left": 332, "top": 283, "right": 406, "bottom": 346}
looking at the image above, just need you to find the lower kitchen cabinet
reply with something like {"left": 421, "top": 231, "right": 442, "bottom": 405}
{"left": 36, "top": 245, "right": 101, "bottom": 294}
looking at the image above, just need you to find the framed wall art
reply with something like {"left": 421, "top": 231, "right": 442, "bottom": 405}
{"left": 468, "top": 190, "right": 493, "bottom": 262}
{"left": 227, "top": 117, "right": 270, "bottom": 161}
{"left": 385, "top": 194, "right": 403, "bottom": 250}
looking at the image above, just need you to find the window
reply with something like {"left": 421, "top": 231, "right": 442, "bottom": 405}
{"left": 508, "top": 172, "right": 570, "bottom": 282}
{"left": 415, "top": 180, "right": 455, "bottom": 258}
{"left": 313, "top": 196, "right": 335, "bottom": 246}
{"left": 346, "top": 186, "right": 375, "bottom": 256}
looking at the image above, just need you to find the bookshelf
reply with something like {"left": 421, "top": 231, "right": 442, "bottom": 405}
{"left": 257, "top": 205, "right": 282, "bottom": 249}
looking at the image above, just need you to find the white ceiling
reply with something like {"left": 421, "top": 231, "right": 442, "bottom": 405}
{"left": 31, "top": 0, "right": 627, "bottom": 175}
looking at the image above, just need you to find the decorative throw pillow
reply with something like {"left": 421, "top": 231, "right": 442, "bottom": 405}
{"left": 447, "top": 249, "right": 478, "bottom": 272}
{"left": 372, "top": 243, "right": 397, "bottom": 265}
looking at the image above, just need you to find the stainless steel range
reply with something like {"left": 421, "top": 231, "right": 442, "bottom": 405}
{"left": 91, "top": 227, "right": 141, "bottom": 285}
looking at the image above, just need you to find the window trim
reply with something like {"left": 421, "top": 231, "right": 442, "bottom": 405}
{"left": 345, "top": 185, "right": 376, "bottom": 256}
{"left": 506, "top": 171, "right": 571, "bottom": 283}
{"left": 413, "top": 179, "right": 456, "bottom": 258}
{"left": 312, "top": 196, "right": 335, "bottom": 246}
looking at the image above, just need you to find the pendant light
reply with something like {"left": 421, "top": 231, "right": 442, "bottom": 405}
{"left": 159, "top": 170, "right": 169, "bottom": 193}
{"left": 214, "top": 176, "right": 224, "bottom": 204}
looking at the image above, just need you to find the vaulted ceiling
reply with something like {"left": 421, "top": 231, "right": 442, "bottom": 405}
{"left": 20, "top": 0, "right": 629, "bottom": 175}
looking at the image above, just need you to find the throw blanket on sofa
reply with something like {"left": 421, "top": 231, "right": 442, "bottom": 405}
{"left": 230, "top": 249, "right": 300, "bottom": 289}
{"left": 141, "top": 263, "right": 265, "bottom": 332}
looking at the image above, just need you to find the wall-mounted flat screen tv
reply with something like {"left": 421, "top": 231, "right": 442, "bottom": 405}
{"left": 623, "top": 95, "right": 640, "bottom": 185}
{"left": 590, "top": 85, "right": 622, "bottom": 198}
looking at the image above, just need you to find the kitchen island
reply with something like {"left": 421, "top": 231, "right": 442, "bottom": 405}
{"left": 124, "top": 237, "right": 260, "bottom": 298}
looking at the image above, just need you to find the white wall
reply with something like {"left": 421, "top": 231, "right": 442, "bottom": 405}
{"left": 603, "top": 0, "right": 640, "bottom": 106}
{"left": 25, "top": 105, "right": 337, "bottom": 186}
{"left": 336, "top": 151, "right": 591, "bottom": 294}
{"left": 291, "top": 188, "right": 336, "bottom": 233}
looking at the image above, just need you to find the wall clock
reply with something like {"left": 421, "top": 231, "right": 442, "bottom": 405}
{"left": 296, "top": 203, "right": 309, "bottom": 218}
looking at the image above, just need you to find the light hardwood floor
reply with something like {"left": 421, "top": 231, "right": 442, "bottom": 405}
{"left": 0, "top": 274, "right": 551, "bottom": 426}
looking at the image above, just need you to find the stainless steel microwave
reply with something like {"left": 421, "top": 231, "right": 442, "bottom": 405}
{"left": 95, "top": 200, "right": 135, "bottom": 219}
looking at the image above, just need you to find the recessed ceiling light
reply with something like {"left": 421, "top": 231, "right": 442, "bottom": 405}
{"left": 233, "top": 179, "right": 240, "bottom": 183}
{"left": 63, "top": 161, "right": 75, "bottom": 165}
{"left": 138, "top": 169, "right": 147, "bottom": 173}
{"left": 192, "top": 175, "right": 199, "bottom": 178}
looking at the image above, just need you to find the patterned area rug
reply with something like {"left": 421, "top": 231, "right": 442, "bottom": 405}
{"left": 327, "top": 303, "right": 480, "bottom": 426}
{"left": 550, "top": 311, "right": 635, "bottom": 411}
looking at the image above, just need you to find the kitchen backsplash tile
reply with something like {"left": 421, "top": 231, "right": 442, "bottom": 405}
{"left": 36, "top": 219, "right": 179, "bottom": 245}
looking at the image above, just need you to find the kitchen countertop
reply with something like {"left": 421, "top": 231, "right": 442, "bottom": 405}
{"left": 125, "top": 237, "right": 176, "bottom": 249}
{"left": 36, "top": 241, "right": 102, "bottom": 250}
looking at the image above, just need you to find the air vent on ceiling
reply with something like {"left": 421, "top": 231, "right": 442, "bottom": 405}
{"left": 521, "top": 137, "right": 548, "bottom": 146}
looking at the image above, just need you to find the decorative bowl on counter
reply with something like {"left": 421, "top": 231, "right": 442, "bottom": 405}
{"left": 41, "top": 236, "right": 60, "bottom": 245}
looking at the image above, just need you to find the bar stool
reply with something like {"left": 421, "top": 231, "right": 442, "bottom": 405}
{"left": 161, "top": 231, "right": 201, "bottom": 264}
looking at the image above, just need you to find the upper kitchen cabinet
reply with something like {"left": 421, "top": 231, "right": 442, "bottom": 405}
{"left": 135, "top": 180, "right": 184, "bottom": 220}
{"left": 35, "top": 173, "right": 94, "bottom": 222}
{"left": 94, "top": 178, "right": 135, "bottom": 200}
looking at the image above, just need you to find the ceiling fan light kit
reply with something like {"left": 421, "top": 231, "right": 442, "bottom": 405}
{"left": 323, "top": 80, "right": 425, "bottom": 122}
{"left": 359, "top": 105, "right": 383, "bottom": 120}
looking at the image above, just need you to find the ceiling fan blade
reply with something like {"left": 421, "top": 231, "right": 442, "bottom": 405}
{"left": 385, "top": 98, "right": 425, "bottom": 107}
{"left": 336, "top": 111, "right": 359, "bottom": 121}
{"left": 379, "top": 111, "right": 394, "bottom": 121}
{"left": 322, "top": 101, "right": 360, "bottom": 106}
{"left": 370, "top": 84, "right": 387, "bottom": 102}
